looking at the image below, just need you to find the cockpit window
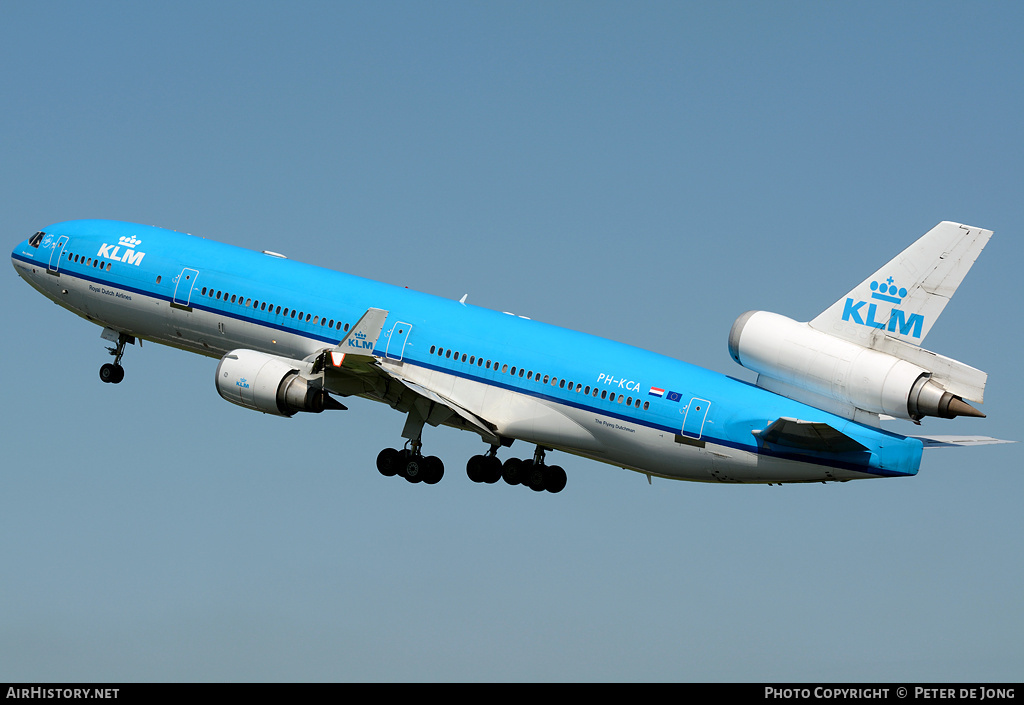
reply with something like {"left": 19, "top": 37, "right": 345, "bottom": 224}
{"left": 28, "top": 232, "right": 44, "bottom": 248}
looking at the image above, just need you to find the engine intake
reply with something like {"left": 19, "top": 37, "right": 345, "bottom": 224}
{"left": 216, "top": 349, "right": 331, "bottom": 417}
{"left": 728, "top": 311, "right": 984, "bottom": 421}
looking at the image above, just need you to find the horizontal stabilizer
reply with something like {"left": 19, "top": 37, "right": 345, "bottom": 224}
{"left": 914, "top": 435, "right": 1016, "bottom": 448}
{"left": 754, "top": 417, "right": 868, "bottom": 453}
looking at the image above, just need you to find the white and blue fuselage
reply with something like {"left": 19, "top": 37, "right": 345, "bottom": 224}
{"left": 12, "top": 219, "right": 933, "bottom": 486}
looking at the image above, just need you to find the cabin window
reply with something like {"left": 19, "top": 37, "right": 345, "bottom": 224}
{"left": 156, "top": 276, "right": 162, "bottom": 284}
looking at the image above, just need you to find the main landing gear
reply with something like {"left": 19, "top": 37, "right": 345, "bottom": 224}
{"left": 99, "top": 332, "right": 133, "bottom": 384}
{"left": 468, "top": 446, "right": 566, "bottom": 493}
{"left": 376, "top": 441, "right": 445, "bottom": 485}
{"left": 374, "top": 405, "right": 566, "bottom": 492}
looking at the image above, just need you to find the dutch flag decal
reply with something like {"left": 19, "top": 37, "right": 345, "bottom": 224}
{"left": 648, "top": 387, "right": 665, "bottom": 398}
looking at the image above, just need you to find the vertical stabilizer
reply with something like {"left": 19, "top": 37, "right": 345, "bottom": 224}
{"left": 810, "top": 221, "right": 992, "bottom": 347}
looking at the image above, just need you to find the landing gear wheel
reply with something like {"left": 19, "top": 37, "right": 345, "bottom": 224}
{"left": 501, "top": 457, "right": 525, "bottom": 485}
{"left": 527, "top": 463, "right": 547, "bottom": 492}
{"left": 376, "top": 448, "right": 400, "bottom": 477}
{"left": 467, "top": 455, "right": 485, "bottom": 483}
{"left": 404, "top": 455, "right": 424, "bottom": 483}
{"left": 544, "top": 465, "right": 567, "bottom": 494}
{"left": 422, "top": 456, "right": 444, "bottom": 485}
{"left": 483, "top": 455, "right": 502, "bottom": 484}
{"left": 99, "top": 363, "right": 124, "bottom": 384}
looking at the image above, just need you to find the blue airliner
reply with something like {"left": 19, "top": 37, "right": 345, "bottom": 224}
{"left": 11, "top": 220, "right": 1007, "bottom": 491}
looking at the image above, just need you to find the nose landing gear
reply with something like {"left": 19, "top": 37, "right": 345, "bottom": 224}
{"left": 99, "top": 331, "right": 133, "bottom": 384}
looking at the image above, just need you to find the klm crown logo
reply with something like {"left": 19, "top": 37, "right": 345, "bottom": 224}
{"left": 97, "top": 234, "right": 146, "bottom": 266}
{"left": 870, "top": 276, "right": 907, "bottom": 304}
{"left": 842, "top": 274, "right": 924, "bottom": 338}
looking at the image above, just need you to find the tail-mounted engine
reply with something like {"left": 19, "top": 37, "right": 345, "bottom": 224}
{"left": 215, "top": 349, "right": 342, "bottom": 417}
{"left": 728, "top": 311, "right": 984, "bottom": 422}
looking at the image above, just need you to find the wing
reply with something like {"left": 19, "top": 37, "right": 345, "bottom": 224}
{"left": 311, "top": 308, "right": 503, "bottom": 446}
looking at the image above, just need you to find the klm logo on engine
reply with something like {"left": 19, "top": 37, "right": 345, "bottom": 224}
{"left": 842, "top": 276, "right": 924, "bottom": 338}
{"left": 347, "top": 331, "right": 373, "bottom": 350}
{"left": 236, "top": 377, "right": 250, "bottom": 389}
{"left": 97, "top": 235, "right": 146, "bottom": 266}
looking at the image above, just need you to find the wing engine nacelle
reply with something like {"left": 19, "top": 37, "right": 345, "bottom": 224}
{"left": 728, "top": 311, "right": 984, "bottom": 421}
{"left": 215, "top": 349, "right": 336, "bottom": 417}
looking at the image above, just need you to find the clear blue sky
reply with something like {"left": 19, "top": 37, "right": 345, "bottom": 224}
{"left": 2, "top": 1, "right": 1021, "bottom": 682}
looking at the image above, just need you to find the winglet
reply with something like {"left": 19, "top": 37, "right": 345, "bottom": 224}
{"left": 328, "top": 307, "right": 389, "bottom": 366}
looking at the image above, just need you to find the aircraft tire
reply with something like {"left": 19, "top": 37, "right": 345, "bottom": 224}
{"left": 99, "top": 363, "right": 119, "bottom": 384}
{"left": 483, "top": 455, "right": 502, "bottom": 484}
{"left": 501, "top": 458, "right": 524, "bottom": 485}
{"left": 404, "top": 456, "right": 424, "bottom": 483}
{"left": 545, "top": 465, "right": 567, "bottom": 493}
{"left": 423, "top": 456, "right": 444, "bottom": 484}
{"left": 466, "top": 455, "right": 485, "bottom": 483}
{"left": 527, "top": 464, "right": 547, "bottom": 492}
{"left": 377, "top": 448, "right": 400, "bottom": 477}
